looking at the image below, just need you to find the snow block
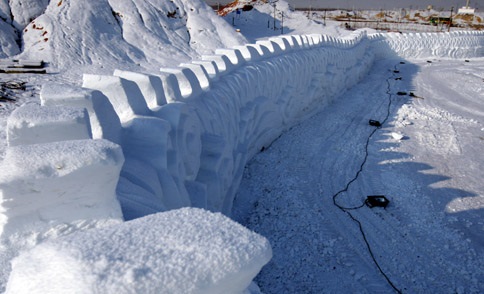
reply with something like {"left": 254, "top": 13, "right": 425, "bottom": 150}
{"left": 6, "top": 208, "right": 272, "bottom": 294}
{"left": 202, "top": 54, "right": 235, "bottom": 75}
{"left": 40, "top": 83, "right": 122, "bottom": 144}
{"left": 113, "top": 70, "right": 168, "bottom": 110}
{"left": 7, "top": 104, "right": 91, "bottom": 147}
{"left": 256, "top": 40, "right": 283, "bottom": 55}
{"left": 269, "top": 37, "right": 292, "bottom": 51}
{"left": 192, "top": 60, "right": 219, "bottom": 79}
{"left": 232, "top": 45, "right": 262, "bottom": 62}
{"left": 82, "top": 74, "right": 151, "bottom": 123}
{"left": 121, "top": 116, "right": 171, "bottom": 170}
{"left": 0, "top": 139, "right": 124, "bottom": 240}
{"left": 246, "top": 43, "right": 272, "bottom": 58}
{"left": 284, "top": 35, "right": 300, "bottom": 49}
{"left": 157, "top": 71, "right": 183, "bottom": 103}
{"left": 215, "top": 48, "right": 246, "bottom": 66}
{"left": 179, "top": 63, "right": 211, "bottom": 91}
{"left": 308, "top": 34, "right": 322, "bottom": 46}
{"left": 160, "top": 67, "right": 203, "bottom": 99}
{"left": 300, "top": 35, "right": 310, "bottom": 48}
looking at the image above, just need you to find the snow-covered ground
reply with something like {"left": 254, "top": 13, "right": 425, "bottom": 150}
{"left": 234, "top": 58, "right": 484, "bottom": 293}
{"left": 0, "top": 0, "right": 483, "bottom": 293}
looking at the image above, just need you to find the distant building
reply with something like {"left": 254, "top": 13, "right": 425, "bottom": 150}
{"left": 458, "top": 0, "right": 475, "bottom": 15}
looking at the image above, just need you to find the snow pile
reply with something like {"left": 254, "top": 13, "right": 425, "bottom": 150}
{"left": 6, "top": 207, "right": 272, "bottom": 294}
{"left": 0, "top": 0, "right": 49, "bottom": 57}
{"left": 10, "top": 0, "right": 246, "bottom": 76}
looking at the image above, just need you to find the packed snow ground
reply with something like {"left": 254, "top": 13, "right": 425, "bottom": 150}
{"left": 2, "top": 3, "right": 482, "bottom": 292}
{"left": 234, "top": 58, "right": 484, "bottom": 293}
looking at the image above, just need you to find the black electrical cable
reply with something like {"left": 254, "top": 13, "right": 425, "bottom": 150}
{"left": 330, "top": 62, "right": 403, "bottom": 293}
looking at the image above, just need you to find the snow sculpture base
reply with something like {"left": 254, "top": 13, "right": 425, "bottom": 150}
{"left": 6, "top": 208, "right": 272, "bottom": 294}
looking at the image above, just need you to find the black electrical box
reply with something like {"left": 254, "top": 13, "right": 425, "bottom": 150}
{"left": 365, "top": 195, "right": 390, "bottom": 208}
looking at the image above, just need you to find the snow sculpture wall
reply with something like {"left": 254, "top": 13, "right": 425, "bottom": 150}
{"left": 77, "top": 30, "right": 375, "bottom": 219}
{"left": 370, "top": 31, "right": 484, "bottom": 59}
{"left": 1, "top": 29, "right": 482, "bottom": 292}
{"left": 1, "top": 31, "right": 483, "bottom": 232}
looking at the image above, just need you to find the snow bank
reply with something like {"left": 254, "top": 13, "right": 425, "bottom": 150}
{"left": 6, "top": 207, "right": 272, "bottom": 294}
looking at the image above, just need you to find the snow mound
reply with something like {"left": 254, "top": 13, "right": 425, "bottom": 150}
{"left": 14, "top": 0, "right": 246, "bottom": 76}
{"left": 6, "top": 207, "right": 272, "bottom": 294}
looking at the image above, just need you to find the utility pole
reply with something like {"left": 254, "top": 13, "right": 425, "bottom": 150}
{"left": 273, "top": 2, "right": 276, "bottom": 30}
{"left": 281, "top": 11, "right": 284, "bottom": 34}
{"left": 271, "top": 0, "right": 278, "bottom": 31}
{"left": 448, "top": 6, "right": 453, "bottom": 32}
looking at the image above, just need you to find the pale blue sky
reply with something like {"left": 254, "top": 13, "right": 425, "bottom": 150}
{"left": 207, "top": 0, "right": 481, "bottom": 10}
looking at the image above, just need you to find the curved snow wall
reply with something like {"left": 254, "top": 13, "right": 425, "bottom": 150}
{"left": 1, "top": 31, "right": 484, "bottom": 235}
{"left": 370, "top": 31, "right": 484, "bottom": 59}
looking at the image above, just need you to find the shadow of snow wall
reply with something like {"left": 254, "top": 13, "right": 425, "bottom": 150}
{"left": 2, "top": 31, "right": 484, "bottom": 231}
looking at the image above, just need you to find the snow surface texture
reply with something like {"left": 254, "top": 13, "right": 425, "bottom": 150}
{"left": 235, "top": 58, "right": 484, "bottom": 293}
{"left": 6, "top": 207, "right": 272, "bottom": 294}
{"left": 0, "top": 0, "right": 247, "bottom": 76}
